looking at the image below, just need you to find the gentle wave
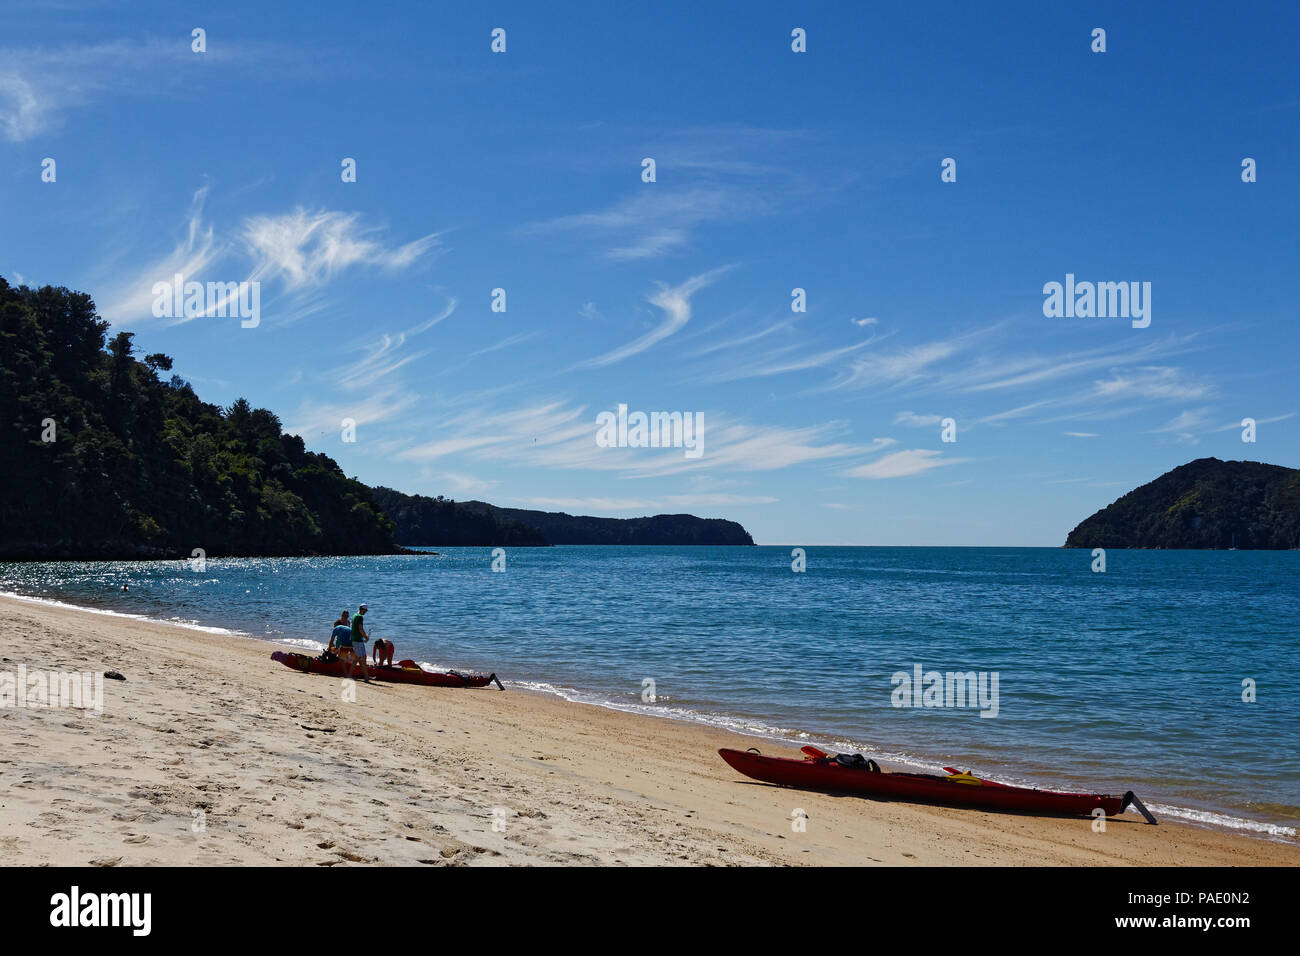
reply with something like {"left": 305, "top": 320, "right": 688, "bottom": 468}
{"left": 8, "top": 587, "right": 1294, "bottom": 843}
{"left": 4, "top": 546, "right": 1298, "bottom": 846}
{"left": 2, "top": 590, "right": 244, "bottom": 637}
{"left": 1145, "top": 803, "right": 1297, "bottom": 839}
{"left": 508, "top": 677, "right": 1298, "bottom": 843}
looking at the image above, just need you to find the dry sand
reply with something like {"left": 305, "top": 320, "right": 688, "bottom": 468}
{"left": 2, "top": 594, "right": 1296, "bottom": 867}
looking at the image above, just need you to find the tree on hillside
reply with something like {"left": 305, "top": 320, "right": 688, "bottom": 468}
{"left": 0, "top": 276, "right": 398, "bottom": 559}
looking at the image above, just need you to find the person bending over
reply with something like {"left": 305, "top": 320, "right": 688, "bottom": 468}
{"left": 321, "top": 610, "right": 352, "bottom": 662}
{"left": 327, "top": 610, "right": 351, "bottom": 653}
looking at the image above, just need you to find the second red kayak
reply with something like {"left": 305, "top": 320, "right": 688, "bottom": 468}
{"left": 719, "top": 747, "right": 1153, "bottom": 820}
{"left": 272, "top": 651, "right": 503, "bottom": 689}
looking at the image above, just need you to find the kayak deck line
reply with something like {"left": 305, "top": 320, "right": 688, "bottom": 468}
{"left": 719, "top": 747, "right": 1158, "bottom": 823}
{"left": 270, "top": 651, "right": 504, "bottom": 690}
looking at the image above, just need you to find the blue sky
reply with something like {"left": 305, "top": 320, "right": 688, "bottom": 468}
{"left": 3, "top": 1, "right": 1297, "bottom": 545}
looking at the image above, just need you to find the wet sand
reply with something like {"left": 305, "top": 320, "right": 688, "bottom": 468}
{"left": 3, "top": 594, "right": 1297, "bottom": 866}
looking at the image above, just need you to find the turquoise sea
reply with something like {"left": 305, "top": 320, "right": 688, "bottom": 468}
{"left": 5, "top": 546, "right": 1297, "bottom": 839}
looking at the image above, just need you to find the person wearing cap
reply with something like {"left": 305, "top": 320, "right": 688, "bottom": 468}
{"left": 331, "top": 605, "right": 371, "bottom": 681}
{"left": 350, "top": 603, "right": 371, "bottom": 665}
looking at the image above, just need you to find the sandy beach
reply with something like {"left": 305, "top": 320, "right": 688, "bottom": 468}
{"left": 2, "top": 593, "right": 1296, "bottom": 867}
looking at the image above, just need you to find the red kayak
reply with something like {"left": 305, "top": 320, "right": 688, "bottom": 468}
{"left": 718, "top": 747, "right": 1155, "bottom": 821}
{"left": 271, "top": 651, "right": 503, "bottom": 689}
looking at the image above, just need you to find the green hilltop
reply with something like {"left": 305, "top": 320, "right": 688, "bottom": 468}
{"left": 0, "top": 277, "right": 397, "bottom": 559}
{"left": 1064, "top": 458, "right": 1300, "bottom": 549}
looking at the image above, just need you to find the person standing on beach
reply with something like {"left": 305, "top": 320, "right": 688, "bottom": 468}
{"left": 349, "top": 603, "right": 372, "bottom": 677}
{"left": 330, "top": 607, "right": 371, "bottom": 681}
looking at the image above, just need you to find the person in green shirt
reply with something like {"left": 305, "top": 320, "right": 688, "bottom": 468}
{"left": 348, "top": 603, "right": 372, "bottom": 680}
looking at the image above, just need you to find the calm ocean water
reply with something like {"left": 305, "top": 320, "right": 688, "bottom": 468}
{"left": 5, "top": 546, "right": 1297, "bottom": 838}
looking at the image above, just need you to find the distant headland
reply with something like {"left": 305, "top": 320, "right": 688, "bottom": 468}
{"left": 0, "top": 277, "right": 754, "bottom": 560}
{"left": 1064, "top": 458, "right": 1300, "bottom": 549}
{"left": 371, "top": 489, "right": 754, "bottom": 547}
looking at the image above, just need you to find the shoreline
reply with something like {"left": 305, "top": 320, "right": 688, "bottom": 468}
{"left": 0, "top": 547, "right": 429, "bottom": 562}
{"left": 4, "top": 593, "right": 1298, "bottom": 866}
{"left": 4, "top": 587, "right": 1297, "bottom": 845}
{"left": 4, "top": 588, "right": 1295, "bottom": 844}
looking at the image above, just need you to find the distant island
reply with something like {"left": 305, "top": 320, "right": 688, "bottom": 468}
{"left": 0, "top": 277, "right": 754, "bottom": 559}
{"left": 369, "top": 488, "right": 549, "bottom": 548}
{"left": 1064, "top": 458, "right": 1300, "bottom": 549}
{"left": 461, "top": 501, "right": 754, "bottom": 546}
{"left": 370, "top": 490, "right": 754, "bottom": 547}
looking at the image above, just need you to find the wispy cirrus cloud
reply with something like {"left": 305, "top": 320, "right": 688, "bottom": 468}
{"left": 644, "top": 125, "right": 814, "bottom": 178}
{"left": 663, "top": 492, "right": 777, "bottom": 507}
{"left": 504, "top": 495, "right": 657, "bottom": 511}
{"left": 954, "top": 340, "right": 1183, "bottom": 393}
{"left": 338, "top": 298, "right": 456, "bottom": 391}
{"left": 280, "top": 295, "right": 456, "bottom": 438}
{"left": 99, "top": 186, "right": 222, "bottom": 320}
{"left": 832, "top": 344, "right": 949, "bottom": 390}
{"left": 574, "top": 266, "right": 732, "bottom": 369}
{"left": 522, "top": 186, "right": 765, "bottom": 261}
{"left": 98, "top": 190, "right": 443, "bottom": 324}
{"left": 1210, "top": 412, "right": 1295, "bottom": 431}
{"left": 1093, "top": 366, "right": 1213, "bottom": 403}
{"left": 980, "top": 365, "right": 1217, "bottom": 428}
{"left": 893, "top": 411, "right": 944, "bottom": 427}
{"left": 242, "top": 209, "right": 443, "bottom": 289}
{"left": 0, "top": 38, "right": 189, "bottom": 141}
{"left": 0, "top": 36, "right": 303, "bottom": 142}
{"left": 1148, "top": 408, "right": 1215, "bottom": 435}
{"left": 844, "top": 449, "right": 967, "bottom": 480}
{"left": 683, "top": 420, "right": 869, "bottom": 476}
{"left": 422, "top": 471, "right": 500, "bottom": 496}
{"left": 284, "top": 387, "right": 419, "bottom": 439}
{"left": 468, "top": 331, "right": 541, "bottom": 358}
{"left": 690, "top": 317, "right": 795, "bottom": 358}
{"left": 0, "top": 73, "right": 43, "bottom": 142}
{"left": 699, "top": 322, "right": 1212, "bottom": 427}
{"left": 522, "top": 126, "right": 812, "bottom": 261}
{"left": 826, "top": 337, "right": 975, "bottom": 392}
{"left": 392, "top": 398, "right": 872, "bottom": 479}
{"left": 701, "top": 338, "right": 875, "bottom": 384}
{"left": 394, "top": 401, "right": 588, "bottom": 464}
